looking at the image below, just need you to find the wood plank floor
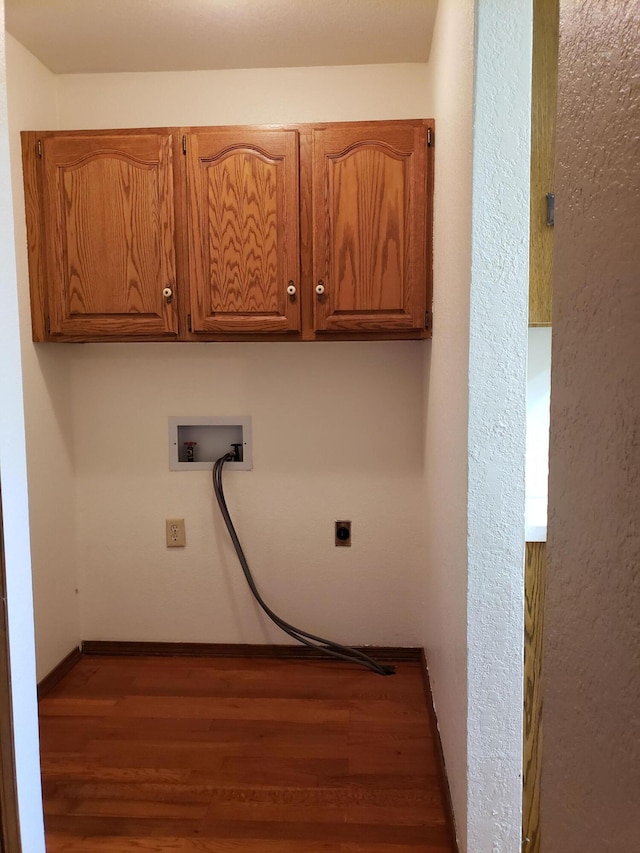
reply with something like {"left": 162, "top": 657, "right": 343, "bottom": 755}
{"left": 39, "top": 655, "right": 456, "bottom": 852}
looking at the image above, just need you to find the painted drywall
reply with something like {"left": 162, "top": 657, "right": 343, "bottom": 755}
{"left": 6, "top": 0, "right": 438, "bottom": 73}
{"left": 5, "top": 33, "right": 81, "bottom": 681}
{"left": 543, "top": 2, "right": 640, "bottom": 849}
{"left": 423, "top": 2, "right": 530, "bottom": 850}
{"left": 466, "top": 1, "right": 530, "bottom": 848}
{"left": 49, "top": 66, "right": 433, "bottom": 647}
{"left": 526, "top": 327, "right": 551, "bottom": 540}
{"left": 71, "top": 342, "right": 426, "bottom": 645}
{"left": 421, "top": 0, "right": 474, "bottom": 848}
{"left": 57, "top": 63, "right": 430, "bottom": 128}
{"left": 0, "top": 11, "right": 46, "bottom": 851}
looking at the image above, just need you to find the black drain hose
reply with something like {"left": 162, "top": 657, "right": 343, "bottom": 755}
{"left": 213, "top": 453, "right": 395, "bottom": 676}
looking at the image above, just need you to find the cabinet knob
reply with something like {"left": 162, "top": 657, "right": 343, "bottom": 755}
{"left": 162, "top": 286, "right": 173, "bottom": 303}
{"left": 286, "top": 281, "right": 297, "bottom": 299}
{"left": 315, "top": 281, "right": 325, "bottom": 296}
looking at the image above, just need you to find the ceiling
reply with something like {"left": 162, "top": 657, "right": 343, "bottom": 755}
{"left": 5, "top": 0, "right": 438, "bottom": 75}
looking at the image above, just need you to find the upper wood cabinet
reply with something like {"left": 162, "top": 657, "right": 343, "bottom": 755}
{"left": 312, "top": 123, "right": 428, "bottom": 333}
{"left": 185, "top": 129, "right": 300, "bottom": 334}
{"left": 22, "top": 120, "right": 433, "bottom": 342}
{"left": 28, "top": 131, "right": 178, "bottom": 340}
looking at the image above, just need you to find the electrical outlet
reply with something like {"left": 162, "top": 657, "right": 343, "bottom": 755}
{"left": 335, "top": 520, "right": 351, "bottom": 547}
{"left": 166, "top": 518, "right": 186, "bottom": 547}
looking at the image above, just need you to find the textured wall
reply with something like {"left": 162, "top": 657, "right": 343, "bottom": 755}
{"left": 5, "top": 34, "right": 81, "bottom": 681}
{"left": 0, "top": 10, "right": 46, "bottom": 851}
{"left": 423, "top": 2, "right": 530, "bottom": 850}
{"left": 466, "top": 1, "right": 530, "bottom": 850}
{"left": 543, "top": 2, "right": 640, "bottom": 850}
{"left": 421, "top": 0, "right": 474, "bottom": 847}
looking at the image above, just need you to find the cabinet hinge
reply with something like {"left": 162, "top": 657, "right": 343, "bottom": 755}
{"left": 427, "top": 127, "right": 433, "bottom": 148}
{"left": 182, "top": 135, "right": 187, "bottom": 155}
{"left": 46, "top": 315, "right": 51, "bottom": 334}
{"left": 37, "top": 139, "right": 42, "bottom": 158}
{"left": 187, "top": 314, "right": 192, "bottom": 332}
{"left": 425, "top": 309, "right": 433, "bottom": 331}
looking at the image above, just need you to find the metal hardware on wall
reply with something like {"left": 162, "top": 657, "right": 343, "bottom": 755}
{"left": 546, "top": 193, "right": 555, "bottom": 226}
{"left": 168, "top": 416, "right": 252, "bottom": 471}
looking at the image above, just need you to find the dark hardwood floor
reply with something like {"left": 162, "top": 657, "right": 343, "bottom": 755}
{"left": 39, "top": 655, "right": 456, "bottom": 852}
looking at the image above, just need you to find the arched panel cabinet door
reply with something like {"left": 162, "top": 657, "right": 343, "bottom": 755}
{"left": 41, "top": 131, "right": 177, "bottom": 339}
{"left": 312, "top": 122, "right": 429, "bottom": 334}
{"left": 185, "top": 129, "right": 300, "bottom": 334}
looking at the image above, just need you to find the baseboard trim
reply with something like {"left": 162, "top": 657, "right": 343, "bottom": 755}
{"left": 37, "top": 645, "right": 82, "bottom": 701}
{"left": 420, "top": 649, "right": 459, "bottom": 852}
{"left": 81, "top": 640, "right": 422, "bottom": 663}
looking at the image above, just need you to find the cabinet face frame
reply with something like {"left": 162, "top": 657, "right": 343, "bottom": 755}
{"left": 23, "top": 129, "right": 179, "bottom": 341}
{"left": 184, "top": 129, "right": 301, "bottom": 335}
{"left": 22, "top": 120, "right": 433, "bottom": 343}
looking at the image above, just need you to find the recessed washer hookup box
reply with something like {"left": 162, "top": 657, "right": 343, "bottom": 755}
{"left": 168, "top": 416, "right": 252, "bottom": 471}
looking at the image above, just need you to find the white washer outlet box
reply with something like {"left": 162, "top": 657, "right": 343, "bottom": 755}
{"left": 168, "top": 416, "right": 252, "bottom": 471}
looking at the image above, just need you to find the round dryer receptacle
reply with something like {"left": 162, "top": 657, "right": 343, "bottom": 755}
{"left": 335, "top": 521, "right": 351, "bottom": 546}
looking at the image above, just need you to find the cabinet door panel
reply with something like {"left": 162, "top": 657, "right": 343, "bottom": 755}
{"left": 43, "top": 133, "right": 177, "bottom": 337}
{"left": 313, "top": 125, "right": 427, "bottom": 332}
{"left": 186, "top": 130, "right": 300, "bottom": 334}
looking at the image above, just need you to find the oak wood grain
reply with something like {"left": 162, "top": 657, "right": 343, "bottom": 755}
{"left": 41, "top": 131, "right": 177, "bottom": 338}
{"left": 23, "top": 120, "right": 434, "bottom": 343}
{"left": 21, "top": 132, "right": 48, "bottom": 342}
{"left": 39, "top": 655, "right": 454, "bottom": 852}
{"left": 523, "top": 541, "right": 546, "bottom": 852}
{"left": 186, "top": 129, "right": 300, "bottom": 334}
{"left": 529, "top": 0, "right": 558, "bottom": 326}
{"left": 313, "top": 123, "right": 429, "bottom": 333}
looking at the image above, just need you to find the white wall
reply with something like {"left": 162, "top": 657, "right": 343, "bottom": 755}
{"left": 46, "top": 65, "right": 434, "bottom": 648}
{"left": 5, "top": 33, "right": 81, "bottom": 681}
{"left": 0, "top": 12, "right": 46, "bottom": 852}
{"left": 526, "top": 328, "right": 552, "bottom": 540}
{"left": 71, "top": 342, "right": 426, "bottom": 645}
{"left": 421, "top": 1, "right": 474, "bottom": 847}
{"left": 57, "top": 63, "right": 430, "bottom": 128}
{"left": 466, "top": 1, "right": 530, "bottom": 848}
{"left": 543, "top": 2, "right": 640, "bottom": 848}
{"left": 423, "top": 1, "right": 530, "bottom": 850}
